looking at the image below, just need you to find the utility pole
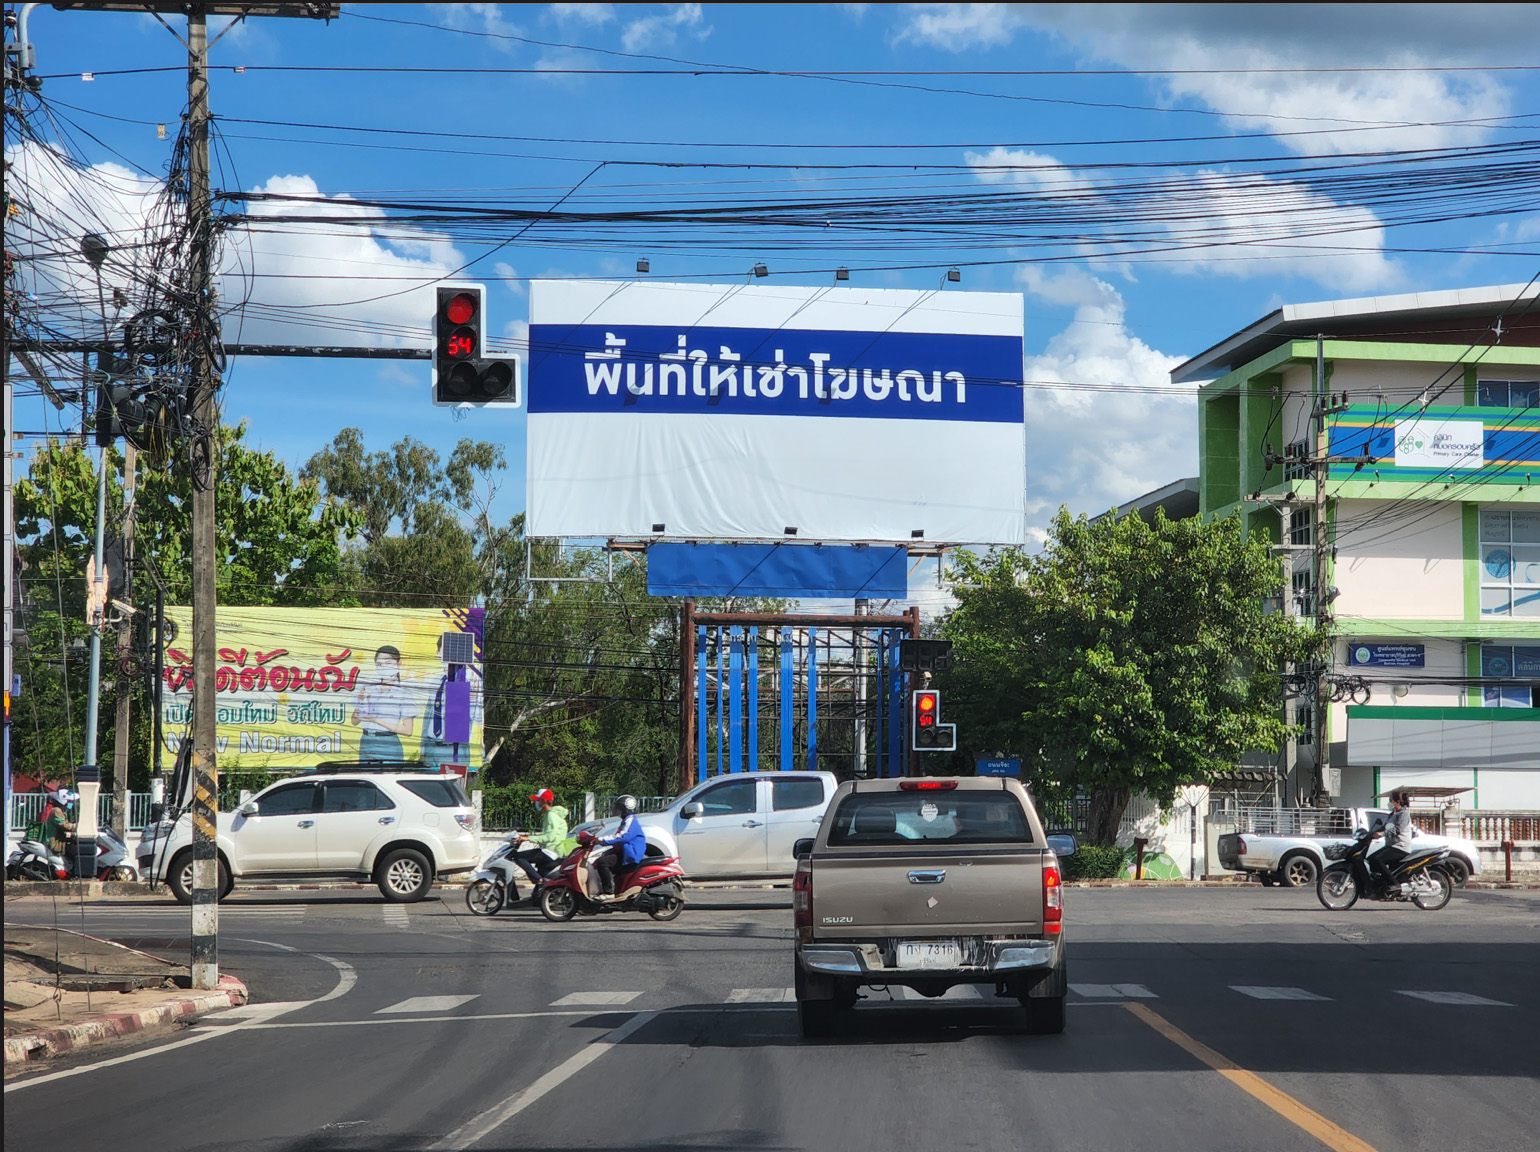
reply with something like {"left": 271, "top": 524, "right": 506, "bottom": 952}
{"left": 111, "top": 443, "right": 136, "bottom": 838}
{"left": 853, "top": 599, "right": 868, "bottom": 778}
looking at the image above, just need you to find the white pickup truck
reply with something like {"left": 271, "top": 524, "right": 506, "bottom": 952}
{"left": 1216, "top": 807, "right": 1480, "bottom": 889}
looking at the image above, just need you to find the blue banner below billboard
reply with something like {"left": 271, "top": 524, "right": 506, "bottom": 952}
{"left": 646, "top": 542, "right": 908, "bottom": 598}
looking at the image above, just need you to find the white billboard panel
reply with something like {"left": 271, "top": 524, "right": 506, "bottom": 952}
{"left": 527, "top": 281, "right": 1025, "bottom": 544}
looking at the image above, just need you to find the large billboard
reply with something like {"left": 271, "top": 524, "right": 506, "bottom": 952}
{"left": 161, "top": 606, "right": 484, "bottom": 770}
{"left": 527, "top": 282, "right": 1026, "bottom": 544}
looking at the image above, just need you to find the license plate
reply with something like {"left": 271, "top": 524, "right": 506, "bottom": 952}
{"left": 895, "top": 941, "right": 960, "bottom": 970}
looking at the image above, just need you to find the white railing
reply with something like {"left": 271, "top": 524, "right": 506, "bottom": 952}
{"left": 1451, "top": 811, "right": 1540, "bottom": 844}
{"left": 10, "top": 792, "right": 156, "bottom": 832}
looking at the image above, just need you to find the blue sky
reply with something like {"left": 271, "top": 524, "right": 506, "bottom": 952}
{"left": 10, "top": 2, "right": 1540, "bottom": 545}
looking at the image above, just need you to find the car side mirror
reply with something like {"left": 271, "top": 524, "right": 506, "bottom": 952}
{"left": 148, "top": 802, "right": 164, "bottom": 824}
{"left": 682, "top": 801, "right": 704, "bottom": 819}
{"left": 1047, "top": 833, "right": 1078, "bottom": 858}
{"left": 238, "top": 801, "right": 260, "bottom": 817}
{"left": 793, "top": 838, "right": 815, "bottom": 858}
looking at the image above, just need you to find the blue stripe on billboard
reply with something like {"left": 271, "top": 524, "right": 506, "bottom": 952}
{"left": 646, "top": 542, "right": 908, "bottom": 598}
{"left": 528, "top": 323, "right": 1023, "bottom": 422}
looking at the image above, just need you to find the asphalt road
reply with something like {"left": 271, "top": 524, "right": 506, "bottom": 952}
{"left": 5, "top": 884, "right": 1538, "bottom": 1152}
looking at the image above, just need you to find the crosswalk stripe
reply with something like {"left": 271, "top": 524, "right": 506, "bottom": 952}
{"left": 726, "top": 988, "right": 794, "bottom": 1003}
{"left": 549, "top": 991, "right": 642, "bottom": 1007}
{"left": 1071, "top": 983, "right": 1157, "bottom": 999}
{"left": 375, "top": 995, "right": 481, "bottom": 1015}
{"left": 1396, "top": 990, "right": 1512, "bottom": 1006}
{"left": 1231, "top": 986, "right": 1330, "bottom": 1001}
{"left": 382, "top": 905, "right": 409, "bottom": 925}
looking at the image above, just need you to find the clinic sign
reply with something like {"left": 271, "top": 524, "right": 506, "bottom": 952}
{"left": 162, "top": 606, "right": 484, "bottom": 770}
{"left": 1349, "top": 643, "right": 1425, "bottom": 668}
{"left": 1394, "top": 418, "right": 1484, "bottom": 470}
{"left": 525, "top": 281, "right": 1027, "bottom": 544}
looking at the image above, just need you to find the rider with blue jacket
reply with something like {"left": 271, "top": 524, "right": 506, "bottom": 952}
{"left": 593, "top": 795, "right": 645, "bottom": 897}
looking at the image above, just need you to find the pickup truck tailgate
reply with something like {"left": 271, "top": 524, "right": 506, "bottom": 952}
{"left": 812, "top": 849, "right": 1044, "bottom": 937}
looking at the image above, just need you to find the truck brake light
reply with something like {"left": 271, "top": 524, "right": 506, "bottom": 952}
{"left": 898, "top": 780, "right": 958, "bottom": 791}
{"left": 1236, "top": 837, "right": 1247, "bottom": 855}
{"left": 1043, "top": 860, "right": 1062, "bottom": 934}
{"left": 793, "top": 859, "right": 812, "bottom": 929}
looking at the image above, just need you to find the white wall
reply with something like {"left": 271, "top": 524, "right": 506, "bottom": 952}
{"left": 1334, "top": 499, "right": 1464, "bottom": 620}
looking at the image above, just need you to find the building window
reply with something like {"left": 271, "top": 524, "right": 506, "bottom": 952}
{"left": 1292, "top": 566, "right": 1315, "bottom": 617}
{"left": 1284, "top": 438, "right": 1311, "bottom": 483}
{"left": 1479, "top": 643, "right": 1539, "bottom": 708}
{"left": 1477, "top": 379, "right": 1540, "bottom": 408}
{"left": 1295, "top": 699, "right": 1315, "bottom": 745}
{"left": 1289, "top": 508, "right": 1313, "bottom": 546}
{"left": 1478, "top": 508, "right": 1540, "bottom": 617}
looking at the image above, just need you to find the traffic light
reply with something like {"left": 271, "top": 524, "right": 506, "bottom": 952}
{"left": 910, "top": 689, "right": 957, "bottom": 751}
{"left": 899, "top": 638, "right": 952, "bottom": 673}
{"left": 93, "top": 351, "right": 142, "bottom": 446}
{"left": 432, "top": 284, "right": 520, "bottom": 406}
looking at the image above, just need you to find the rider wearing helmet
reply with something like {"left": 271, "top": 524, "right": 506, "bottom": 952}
{"left": 592, "top": 795, "right": 644, "bottom": 898}
{"left": 511, "top": 788, "right": 569, "bottom": 900}
{"left": 28, "top": 789, "right": 78, "bottom": 853}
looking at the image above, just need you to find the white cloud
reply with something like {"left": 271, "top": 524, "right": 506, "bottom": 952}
{"left": 220, "top": 174, "right": 467, "bottom": 348}
{"left": 897, "top": 4, "right": 1531, "bottom": 153}
{"left": 964, "top": 147, "right": 1094, "bottom": 196}
{"left": 621, "top": 3, "right": 706, "bottom": 52}
{"left": 548, "top": 3, "right": 614, "bottom": 26}
{"left": 440, "top": 3, "right": 520, "bottom": 39}
{"left": 1017, "top": 267, "right": 1191, "bottom": 533}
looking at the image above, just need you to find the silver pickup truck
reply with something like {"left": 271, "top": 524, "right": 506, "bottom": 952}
{"left": 792, "top": 776, "right": 1075, "bottom": 1037}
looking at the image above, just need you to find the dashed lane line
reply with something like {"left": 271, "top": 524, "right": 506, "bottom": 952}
{"left": 376, "top": 995, "right": 481, "bottom": 1015}
{"left": 1230, "top": 985, "right": 1331, "bottom": 1001}
{"left": 1124, "top": 1002, "right": 1380, "bottom": 1152}
{"left": 1395, "top": 990, "right": 1513, "bottom": 1006}
{"left": 1071, "top": 983, "right": 1157, "bottom": 999}
{"left": 549, "top": 991, "right": 642, "bottom": 1007}
{"left": 726, "top": 988, "right": 794, "bottom": 1003}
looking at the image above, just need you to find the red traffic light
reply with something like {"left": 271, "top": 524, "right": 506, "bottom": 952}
{"left": 445, "top": 292, "right": 476, "bottom": 325}
{"left": 445, "top": 328, "right": 476, "bottom": 360}
{"left": 915, "top": 691, "right": 937, "bottom": 725}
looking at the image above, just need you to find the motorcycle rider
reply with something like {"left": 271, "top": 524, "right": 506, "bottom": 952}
{"left": 592, "top": 795, "right": 645, "bottom": 898}
{"left": 27, "top": 789, "right": 78, "bottom": 853}
{"left": 1369, "top": 788, "right": 1414, "bottom": 887}
{"left": 511, "top": 788, "right": 569, "bottom": 899}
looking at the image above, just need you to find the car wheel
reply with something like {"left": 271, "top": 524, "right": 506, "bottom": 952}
{"left": 1442, "top": 858, "right": 1470, "bottom": 886}
{"left": 465, "top": 879, "right": 505, "bottom": 916}
{"left": 377, "top": 848, "right": 433, "bottom": 903}
{"left": 539, "top": 885, "right": 578, "bottom": 922}
{"left": 794, "top": 961, "right": 840, "bottom": 1038}
{"left": 1278, "top": 853, "right": 1319, "bottom": 889}
{"left": 167, "top": 852, "right": 232, "bottom": 904}
{"left": 1021, "top": 993, "right": 1067, "bottom": 1035}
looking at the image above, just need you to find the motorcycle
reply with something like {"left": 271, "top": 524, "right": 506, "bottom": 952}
{"left": 6, "top": 829, "right": 138, "bottom": 883}
{"left": 537, "top": 829, "right": 686, "bottom": 922}
{"left": 464, "top": 834, "right": 560, "bottom": 916}
{"left": 1317, "top": 826, "right": 1454, "bottom": 911}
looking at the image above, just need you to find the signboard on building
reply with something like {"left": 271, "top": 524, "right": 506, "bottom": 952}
{"left": 1393, "top": 418, "right": 1484, "bottom": 470}
{"left": 526, "top": 281, "right": 1026, "bottom": 544}
{"left": 1348, "top": 643, "right": 1425, "bottom": 668}
{"left": 162, "top": 606, "right": 484, "bottom": 770}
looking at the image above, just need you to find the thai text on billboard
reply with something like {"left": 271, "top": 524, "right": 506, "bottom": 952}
{"left": 161, "top": 606, "right": 484, "bottom": 770}
{"left": 526, "top": 281, "right": 1026, "bottom": 544}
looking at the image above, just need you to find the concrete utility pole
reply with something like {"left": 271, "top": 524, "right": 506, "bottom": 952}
{"left": 111, "top": 444, "right": 136, "bottom": 838}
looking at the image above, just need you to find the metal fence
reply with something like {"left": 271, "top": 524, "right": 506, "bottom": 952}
{"left": 1231, "top": 807, "right": 1358, "bottom": 836}
{"left": 10, "top": 792, "right": 156, "bottom": 832}
{"left": 1034, "top": 794, "right": 1159, "bottom": 838}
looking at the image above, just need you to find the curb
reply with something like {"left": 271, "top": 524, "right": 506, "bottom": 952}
{"left": 4, "top": 975, "right": 248, "bottom": 1069}
{"left": 1464, "top": 881, "right": 1540, "bottom": 890}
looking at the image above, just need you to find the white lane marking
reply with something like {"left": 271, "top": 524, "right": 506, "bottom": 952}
{"left": 726, "top": 988, "right": 794, "bottom": 1003}
{"left": 1231, "top": 986, "right": 1331, "bottom": 1001}
{"left": 430, "top": 1011, "right": 660, "bottom": 1151}
{"left": 376, "top": 995, "right": 481, "bottom": 1015}
{"left": 3, "top": 940, "right": 357, "bottom": 1093}
{"left": 382, "top": 905, "right": 409, "bottom": 925}
{"left": 549, "top": 991, "right": 641, "bottom": 1006}
{"left": 1071, "top": 983, "right": 1158, "bottom": 999}
{"left": 1396, "top": 990, "right": 1513, "bottom": 1006}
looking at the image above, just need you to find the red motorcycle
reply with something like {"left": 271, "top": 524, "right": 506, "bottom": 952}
{"left": 537, "top": 829, "right": 686, "bottom": 922}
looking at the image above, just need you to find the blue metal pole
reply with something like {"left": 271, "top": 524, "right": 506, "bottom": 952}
{"left": 696, "top": 625, "right": 708, "bottom": 783}
{"left": 887, "top": 629, "right": 902, "bottom": 777}
{"left": 779, "top": 628, "right": 793, "bottom": 771}
{"left": 748, "top": 627, "right": 759, "bottom": 771}
{"left": 806, "top": 628, "right": 818, "bottom": 774}
{"left": 716, "top": 627, "right": 724, "bottom": 779}
{"left": 875, "top": 630, "right": 885, "bottom": 776}
{"left": 729, "top": 626, "right": 743, "bottom": 773}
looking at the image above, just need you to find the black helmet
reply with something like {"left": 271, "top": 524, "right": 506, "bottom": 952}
{"left": 611, "top": 794, "right": 637, "bottom": 817}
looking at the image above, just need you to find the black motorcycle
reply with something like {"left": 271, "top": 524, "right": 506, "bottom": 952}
{"left": 1316, "top": 826, "right": 1454, "bottom": 912}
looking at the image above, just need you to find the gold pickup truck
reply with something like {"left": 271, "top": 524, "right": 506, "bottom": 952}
{"left": 792, "top": 776, "right": 1075, "bottom": 1037}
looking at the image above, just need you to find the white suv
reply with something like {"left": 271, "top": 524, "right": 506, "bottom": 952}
{"left": 139, "top": 767, "right": 480, "bottom": 903}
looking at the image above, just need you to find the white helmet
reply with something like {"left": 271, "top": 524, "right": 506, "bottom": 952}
{"left": 611, "top": 794, "right": 637, "bottom": 817}
{"left": 50, "top": 788, "right": 79, "bottom": 806}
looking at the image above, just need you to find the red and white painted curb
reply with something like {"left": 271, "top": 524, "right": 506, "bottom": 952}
{"left": 4, "top": 975, "right": 248, "bottom": 1068}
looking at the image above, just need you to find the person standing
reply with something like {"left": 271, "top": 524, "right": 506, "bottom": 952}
{"left": 351, "top": 645, "right": 416, "bottom": 761}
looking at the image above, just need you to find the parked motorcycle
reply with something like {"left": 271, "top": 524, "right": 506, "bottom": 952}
{"left": 537, "top": 830, "right": 686, "bottom": 922}
{"left": 1316, "top": 827, "right": 1454, "bottom": 911}
{"left": 464, "top": 833, "right": 560, "bottom": 916}
{"left": 6, "top": 829, "right": 137, "bottom": 883}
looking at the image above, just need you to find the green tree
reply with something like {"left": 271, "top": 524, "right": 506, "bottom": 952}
{"left": 940, "top": 508, "right": 1319, "bottom": 844}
